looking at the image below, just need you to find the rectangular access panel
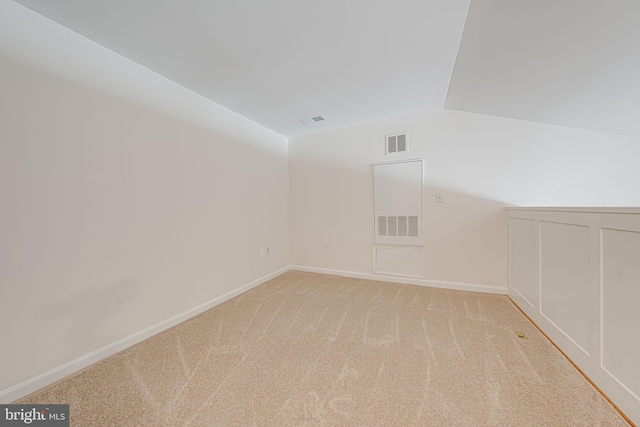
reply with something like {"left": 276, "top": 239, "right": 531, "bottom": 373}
{"left": 373, "top": 159, "right": 423, "bottom": 246}
{"left": 373, "top": 159, "right": 424, "bottom": 277}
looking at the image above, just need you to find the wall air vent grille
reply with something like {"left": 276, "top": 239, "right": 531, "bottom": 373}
{"left": 398, "top": 216, "right": 408, "bottom": 236}
{"left": 408, "top": 216, "right": 419, "bottom": 237}
{"left": 386, "top": 133, "right": 408, "bottom": 155}
{"left": 378, "top": 216, "right": 387, "bottom": 236}
{"left": 377, "top": 216, "right": 419, "bottom": 238}
{"left": 387, "top": 216, "right": 398, "bottom": 236}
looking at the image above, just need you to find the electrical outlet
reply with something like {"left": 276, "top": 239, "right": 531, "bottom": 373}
{"left": 324, "top": 243, "right": 329, "bottom": 251}
{"left": 265, "top": 246, "right": 271, "bottom": 255}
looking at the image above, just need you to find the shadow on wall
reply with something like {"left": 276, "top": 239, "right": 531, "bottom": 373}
{"left": 1, "top": 48, "right": 290, "bottom": 391}
{"left": 290, "top": 155, "right": 511, "bottom": 286}
{"left": 1, "top": 49, "right": 290, "bottom": 325}
{"left": 424, "top": 186, "right": 511, "bottom": 286}
{"left": 38, "top": 278, "right": 143, "bottom": 361}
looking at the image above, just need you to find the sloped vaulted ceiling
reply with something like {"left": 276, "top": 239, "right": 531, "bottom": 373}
{"left": 446, "top": 0, "right": 640, "bottom": 138}
{"left": 11, "top": 0, "right": 640, "bottom": 138}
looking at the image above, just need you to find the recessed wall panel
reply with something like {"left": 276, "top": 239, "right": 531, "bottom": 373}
{"left": 509, "top": 218, "right": 538, "bottom": 308}
{"left": 540, "top": 222, "right": 590, "bottom": 354}
{"left": 602, "top": 228, "right": 640, "bottom": 400}
{"left": 374, "top": 246, "right": 425, "bottom": 278}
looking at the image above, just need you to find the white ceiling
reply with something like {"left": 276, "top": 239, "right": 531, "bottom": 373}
{"left": 446, "top": 0, "right": 640, "bottom": 138}
{"left": 12, "top": 0, "right": 470, "bottom": 137}
{"left": 12, "top": 0, "right": 640, "bottom": 138}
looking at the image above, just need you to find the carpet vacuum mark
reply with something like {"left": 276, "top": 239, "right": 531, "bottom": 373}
{"left": 17, "top": 271, "right": 630, "bottom": 426}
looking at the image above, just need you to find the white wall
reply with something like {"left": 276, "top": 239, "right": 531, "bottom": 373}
{"left": 290, "top": 109, "right": 640, "bottom": 288}
{"left": 508, "top": 207, "right": 640, "bottom": 425}
{"left": 4, "top": 0, "right": 640, "bottom": 403}
{"left": 0, "top": 2, "right": 290, "bottom": 395}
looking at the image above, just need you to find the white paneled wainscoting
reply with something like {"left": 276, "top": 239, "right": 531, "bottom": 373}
{"left": 508, "top": 207, "right": 640, "bottom": 425}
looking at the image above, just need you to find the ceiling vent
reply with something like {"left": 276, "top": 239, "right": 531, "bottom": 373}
{"left": 299, "top": 115, "right": 327, "bottom": 125}
{"left": 386, "top": 132, "right": 408, "bottom": 155}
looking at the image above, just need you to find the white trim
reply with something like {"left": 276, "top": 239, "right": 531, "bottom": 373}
{"left": 371, "top": 157, "right": 423, "bottom": 167}
{"left": 508, "top": 283, "right": 536, "bottom": 310}
{"left": 507, "top": 207, "right": 640, "bottom": 214}
{"left": 0, "top": 266, "right": 290, "bottom": 403}
{"left": 291, "top": 265, "right": 506, "bottom": 295}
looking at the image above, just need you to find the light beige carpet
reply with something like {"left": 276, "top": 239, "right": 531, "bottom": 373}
{"left": 16, "top": 271, "right": 630, "bottom": 426}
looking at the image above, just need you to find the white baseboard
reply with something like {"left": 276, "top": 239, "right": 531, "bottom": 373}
{"left": 290, "top": 265, "right": 507, "bottom": 295}
{"left": 0, "top": 266, "right": 290, "bottom": 404}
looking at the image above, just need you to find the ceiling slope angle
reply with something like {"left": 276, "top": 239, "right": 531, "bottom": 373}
{"left": 13, "top": 0, "right": 471, "bottom": 137}
{"left": 445, "top": 0, "right": 640, "bottom": 138}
